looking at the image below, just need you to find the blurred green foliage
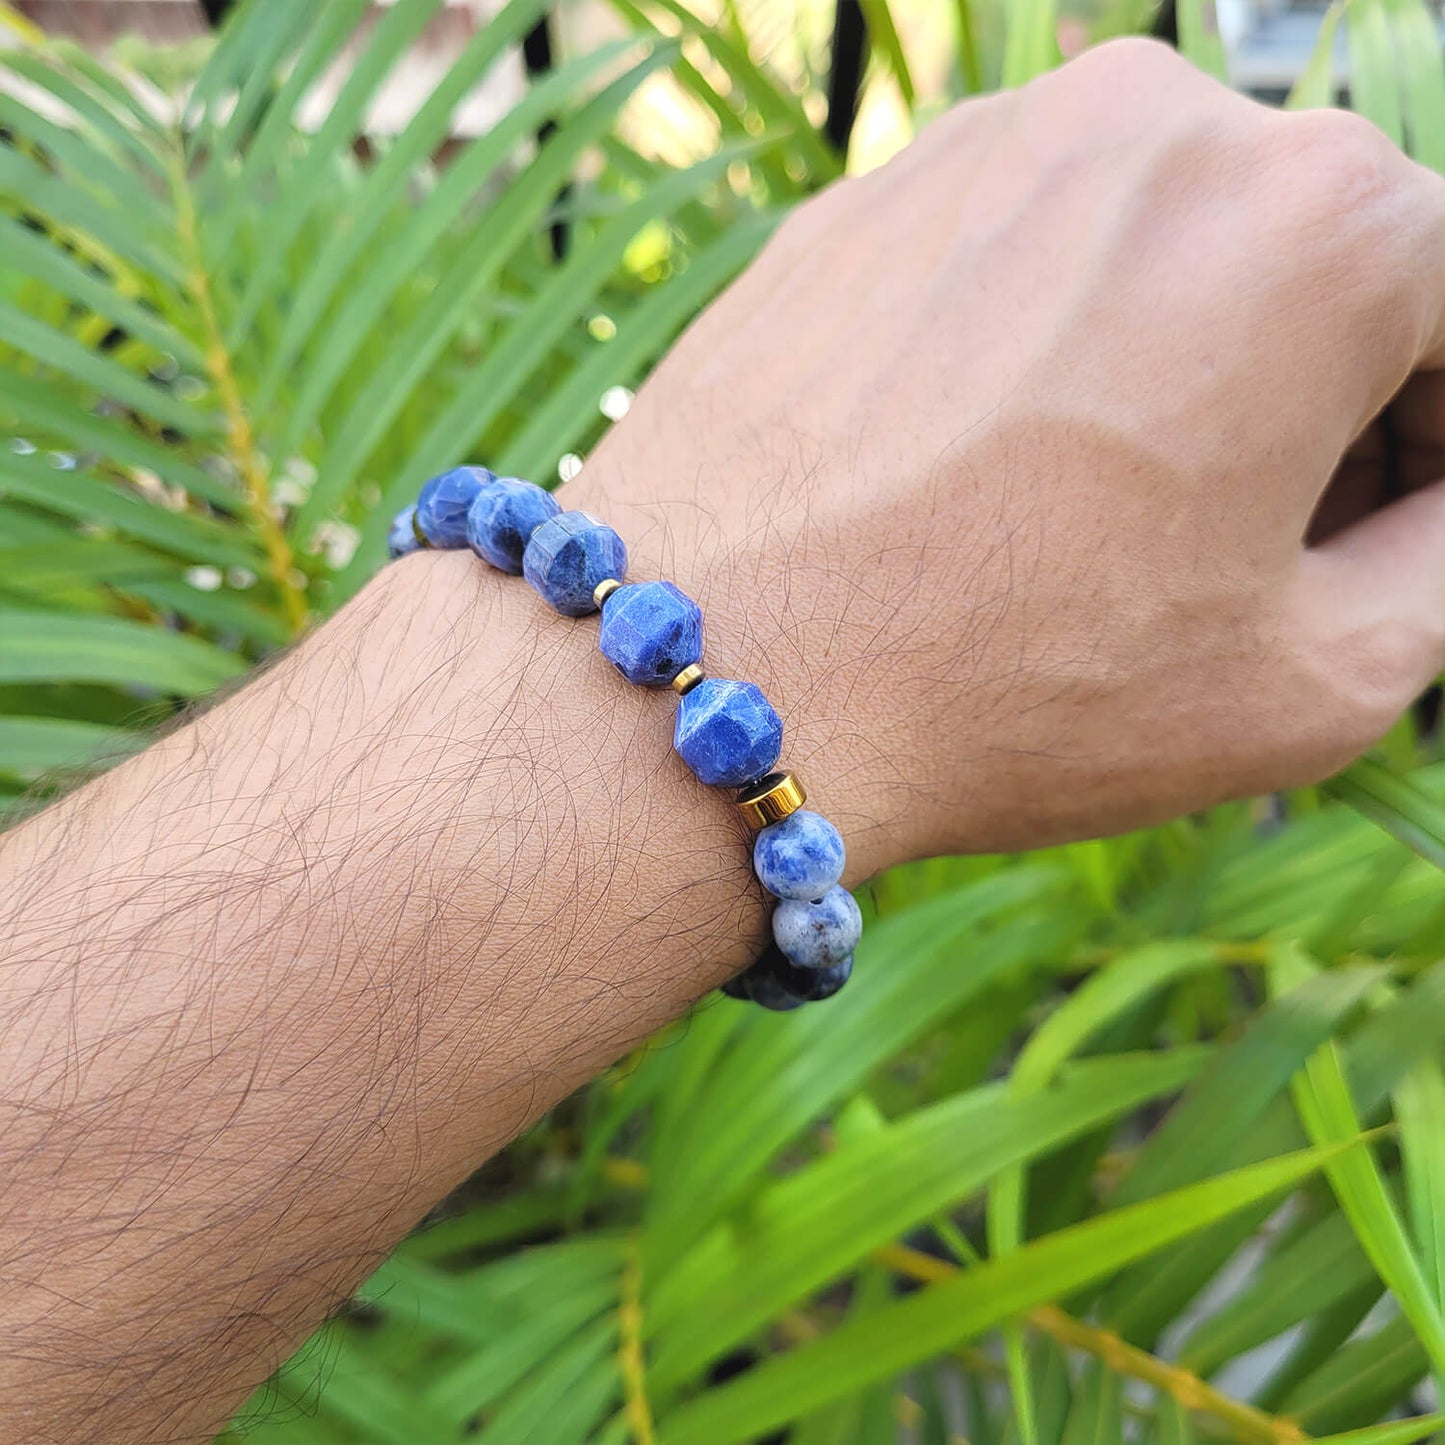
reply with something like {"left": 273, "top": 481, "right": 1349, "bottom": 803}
{"left": 4, "top": 0, "right": 1445, "bottom": 1439}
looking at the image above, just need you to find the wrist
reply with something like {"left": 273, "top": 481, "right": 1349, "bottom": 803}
{"left": 363, "top": 549, "right": 771, "bottom": 1019}
{"left": 556, "top": 447, "right": 944, "bottom": 877}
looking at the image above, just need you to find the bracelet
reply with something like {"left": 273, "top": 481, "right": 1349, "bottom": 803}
{"left": 387, "top": 466, "right": 861, "bottom": 1011}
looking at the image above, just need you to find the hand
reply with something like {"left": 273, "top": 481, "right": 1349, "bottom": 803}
{"left": 569, "top": 38, "right": 1445, "bottom": 869}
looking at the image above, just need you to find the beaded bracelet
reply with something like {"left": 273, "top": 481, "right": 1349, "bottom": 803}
{"left": 387, "top": 465, "right": 861, "bottom": 1011}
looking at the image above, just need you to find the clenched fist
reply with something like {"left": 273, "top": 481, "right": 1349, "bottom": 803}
{"left": 569, "top": 38, "right": 1445, "bottom": 871}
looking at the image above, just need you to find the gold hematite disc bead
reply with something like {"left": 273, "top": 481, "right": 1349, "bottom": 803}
{"left": 593, "top": 577, "right": 623, "bottom": 608}
{"left": 671, "top": 663, "right": 705, "bottom": 696}
{"left": 735, "top": 771, "right": 806, "bottom": 829}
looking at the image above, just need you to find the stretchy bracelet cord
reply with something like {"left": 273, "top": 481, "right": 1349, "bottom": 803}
{"left": 388, "top": 465, "right": 860, "bottom": 1011}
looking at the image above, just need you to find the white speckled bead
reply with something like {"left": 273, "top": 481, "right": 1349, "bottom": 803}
{"left": 772, "top": 885, "right": 862, "bottom": 970}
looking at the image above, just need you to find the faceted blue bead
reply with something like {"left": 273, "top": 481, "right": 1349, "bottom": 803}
{"left": 387, "top": 505, "right": 423, "bottom": 560}
{"left": 772, "top": 884, "right": 862, "bottom": 969}
{"left": 753, "top": 809, "right": 845, "bottom": 900}
{"left": 673, "top": 679, "right": 782, "bottom": 788}
{"left": 774, "top": 952, "right": 852, "bottom": 1002}
{"left": 599, "top": 581, "right": 703, "bottom": 686}
{"left": 522, "top": 510, "right": 628, "bottom": 616}
{"left": 416, "top": 465, "right": 495, "bottom": 548}
{"left": 466, "top": 477, "right": 561, "bottom": 574}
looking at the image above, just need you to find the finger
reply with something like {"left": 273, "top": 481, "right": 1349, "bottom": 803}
{"left": 1388, "top": 160, "right": 1445, "bottom": 374}
{"left": 1294, "top": 477, "right": 1445, "bottom": 739}
{"left": 1417, "top": 191, "right": 1445, "bottom": 373}
{"left": 1269, "top": 108, "right": 1445, "bottom": 433}
{"left": 1342, "top": 130, "right": 1445, "bottom": 375}
{"left": 1387, "top": 370, "right": 1445, "bottom": 483}
{"left": 1313, "top": 369, "right": 1445, "bottom": 543}
{"left": 1308, "top": 441, "right": 1390, "bottom": 543}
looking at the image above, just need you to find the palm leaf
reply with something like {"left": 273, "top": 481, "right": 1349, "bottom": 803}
{"left": 657, "top": 1142, "right": 1363, "bottom": 1445}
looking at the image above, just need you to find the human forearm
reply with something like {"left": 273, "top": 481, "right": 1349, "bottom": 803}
{"left": 0, "top": 549, "right": 784, "bottom": 1442}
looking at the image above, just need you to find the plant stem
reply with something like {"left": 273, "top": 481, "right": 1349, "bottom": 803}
{"left": 167, "top": 146, "right": 308, "bottom": 637}
{"left": 618, "top": 1236, "right": 655, "bottom": 1445}
{"left": 602, "top": 1155, "right": 649, "bottom": 1190}
{"left": 873, "top": 1243, "right": 1309, "bottom": 1445}
{"left": 598, "top": 1154, "right": 1303, "bottom": 1441}
{"left": 0, "top": 2, "right": 44, "bottom": 44}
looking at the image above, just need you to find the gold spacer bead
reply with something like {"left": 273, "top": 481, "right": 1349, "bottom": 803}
{"left": 593, "top": 577, "right": 623, "bottom": 608}
{"left": 411, "top": 510, "right": 431, "bottom": 549}
{"left": 671, "top": 663, "right": 705, "bottom": 696}
{"left": 735, "top": 771, "right": 806, "bottom": 829}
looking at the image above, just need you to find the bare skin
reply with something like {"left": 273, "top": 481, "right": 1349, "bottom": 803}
{"left": 3, "top": 39, "right": 1445, "bottom": 1443}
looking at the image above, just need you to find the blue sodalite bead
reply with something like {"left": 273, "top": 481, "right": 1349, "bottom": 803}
{"left": 466, "top": 477, "right": 561, "bottom": 574}
{"left": 774, "top": 952, "right": 852, "bottom": 1002}
{"left": 674, "top": 678, "right": 782, "bottom": 788}
{"left": 740, "top": 959, "right": 806, "bottom": 1012}
{"left": 772, "top": 884, "right": 863, "bottom": 969}
{"left": 523, "top": 510, "right": 628, "bottom": 616}
{"left": 599, "top": 581, "right": 703, "bottom": 686}
{"left": 727, "top": 947, "right": 851, "bottom": 1008}
{"left": 387, "top": 505, "right": 423, "bottom": 560}
{"left": 416, "top": 465, "right": 495, "bottom": 548}
{"left": 753, "top": 809, "right": 845, "bottom": 901}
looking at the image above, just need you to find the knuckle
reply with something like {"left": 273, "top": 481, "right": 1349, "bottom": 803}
{"left": 776, "top": 193, "right": 826, "bottom": 242}
{"left": 1277, "top": 594, "right": 1442, "bottom": 779}
{"left": 1064, "top": 35, "right": 1186, "bottom": 84}
{"left": 765, "top": 208, "right": 810, "bottom": 257}
{"left": 1288, "top": 102, "right": 1394, "bottom": 157}
{"left": 1276, "top": 108, "right": 1403, "bottom": 223}
{"left": 1322, "top": 613, "right": 1438, "bottom": 745}
{"left": 1026, "top": 39, "right": 1234, "bottom": 163}
{"left": 1265, "top": 109, "right": 1428, "bottom": 338}
{"left": 764, "top": 181, "right": 846, "bottom": 258}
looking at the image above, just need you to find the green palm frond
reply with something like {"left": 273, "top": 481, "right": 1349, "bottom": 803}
{"left": 0, "top": 0, "right": 817, "bottom": 801}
